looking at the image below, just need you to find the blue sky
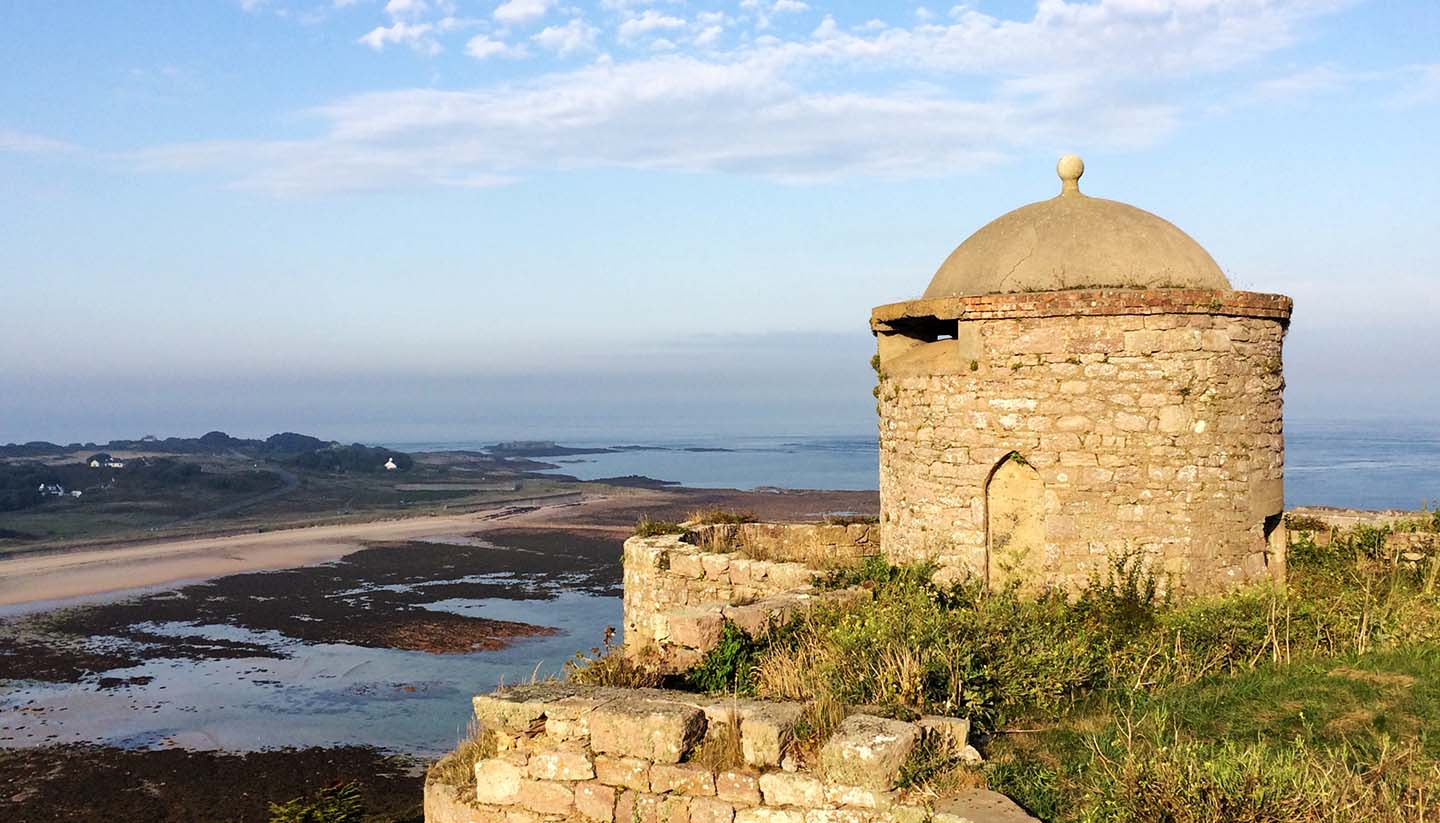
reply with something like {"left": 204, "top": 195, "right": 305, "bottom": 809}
{"left": 2, "top": 1, "right": 1438, "bottom": 443}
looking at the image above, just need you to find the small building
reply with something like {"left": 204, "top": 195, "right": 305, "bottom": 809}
{"left": 870, "top": 156, "right": 1291, "bottom": 595}
{"left": 38, "top": 483, "right": 66, "bottom": 497}
{"left": 89, "top": 458, "right": 101, "bottom": 468}
{"left": 384, "top": 457, "right": 398, "bottom": 471}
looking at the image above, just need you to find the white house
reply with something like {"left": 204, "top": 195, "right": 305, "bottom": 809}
{"left": 89, "top": 459, "right": 101, "bottom": 468}
{"left": 384, "top": 458, "right": 398, "bottom": 471}
{"left": 38, "top": 483, "right": 66, "bottom": 497}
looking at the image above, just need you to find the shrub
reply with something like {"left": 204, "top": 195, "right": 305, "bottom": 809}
{"left": 634, "top": 515, "right": 687, "bottom": 537}
{"left": 1284, "top": 513, "right": 1331, "bottom": 532}
{"left": 567, "top": 626, "right": 663, "bottom": 688}
{"left": 267, "top": 782, "right": 364, "bottom": 823}
{"left": 685, "top": 621, "right": 770, "bottom": 694}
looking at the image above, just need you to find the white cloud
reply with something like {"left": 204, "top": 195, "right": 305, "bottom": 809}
{"left": 773, "top": 1, "right": 809, "bottom": 14}
{"left": 239, "top": 0, "right": 267, "bottom": 13}
{"left": 494, "top": 0, "right": 553, "bottom": 26}
{"left": 466, "top": 34, "right": 529, "bottom": 59}
{"left": 384, "top": 0, "right": 429, "bottom": 19}
{"left": 531, "top": 18, "right": 598, "bottom": 56}
{"left": 149, "top": 0, "right": 1353, "bottom": 195}
{"left": 693, "top": 25, "right": 724, "bottom": 48}
{"left": 357, "top": 21, "right": 441, "bottom": 54}
{"left": 617, "top": 10, "right": 686, "bottom": 43}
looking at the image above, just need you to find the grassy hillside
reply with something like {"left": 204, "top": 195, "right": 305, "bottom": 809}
{"left": 660, "top": 517, "right": 1440, "bottom": 821}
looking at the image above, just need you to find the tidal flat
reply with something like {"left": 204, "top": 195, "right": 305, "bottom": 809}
{"left": 0, "top": 487, "right": 877, "bottom": 822}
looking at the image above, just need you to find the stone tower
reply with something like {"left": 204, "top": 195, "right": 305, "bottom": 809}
{"left": 870, "top": 156, "right": 1292, "bottom": 595}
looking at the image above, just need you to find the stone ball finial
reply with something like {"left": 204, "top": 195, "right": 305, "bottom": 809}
{"left": 1057, "top": 154, "right": 1084, "bottom": 194}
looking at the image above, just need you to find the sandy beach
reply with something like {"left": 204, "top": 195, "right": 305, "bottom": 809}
{"left": 0, "top": 486, "right": 878, "bottom": 611}
{"left": 0, "top": 493, "right": 628, "bottom": 609}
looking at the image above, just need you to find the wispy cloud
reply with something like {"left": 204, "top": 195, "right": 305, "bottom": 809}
{"left": 143, "top": 0, "right": 1351, "bottom": 195}
{"left": 0, "top": 128, "right": 77, "bottom": 155}
{"left": 1387, "top": 64, "right": 1440, "bottom": 109}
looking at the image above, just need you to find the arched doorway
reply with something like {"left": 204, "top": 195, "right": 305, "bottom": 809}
{"left": 986, "top": 453, "right": 1045, "bottom": 590}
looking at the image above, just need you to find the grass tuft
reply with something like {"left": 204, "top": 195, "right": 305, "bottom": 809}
{"left": 634, "top": 515, "right": 687, "bottom": 537}
{"left": 687, "top": 508, "right": 759, "bottom": 526}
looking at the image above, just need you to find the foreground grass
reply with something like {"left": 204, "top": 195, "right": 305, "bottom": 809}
{"left": 676, "top": 521, "right": 1440, "bottom": 821}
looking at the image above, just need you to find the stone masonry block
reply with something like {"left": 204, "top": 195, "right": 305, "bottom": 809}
{"left": 669, "top": 552, "right": 705, "bottom": 579}
{"left": 758, "top": 772, "right": 825, "bottom": 807}
{"left": 514, "top": 780, "right": 574, "bottom": 817}
{"left": 595, "top": 756, "right": 651, "bottom": 792}
{"left": 715, "top": 770, "right": 762, "bottom": 805}
{"left": 818, "top": 714, "right": 919, "bottom": 790}
{"left": 624, "top": 792, "right": 692, "bottom": 823}
{"left": 590, "top": 698, "right": 707, "bottom": 763}
{"left": 527, "top": 750, "right": 595, "bottom": 781}
{"left": 667, "top": 607, "right": 725, "bottom": 650}
{"left": 701, "top": 554, "right": 731, "bottom": 581}
{"left": 650, "top": 762, "right": 717, "bottom": 796}
{"left": 823, "top": 784, "right": 892, "bottom": 810}
{"left": 805, "top": 811, "right": 886, "bottom": 823}
{"left": 689, "top": 797, "right": 736, "bottom": 823}
{"left": 931, "top": 789, "right": 1040, "bottom": 823}
{"left": 575, "top": 782, "right": 617, "bottom": 823}
{"left": 474, "top": 758, "right": 524, "bottom": 805}
{"left": 740, "top": 703, "right": 803, "bottom": 768}
{"left": 917, "top": 715, "right": 971, "bottom": 749}
{"left": 735, "top": 810, "right": 806, "bottom": 823}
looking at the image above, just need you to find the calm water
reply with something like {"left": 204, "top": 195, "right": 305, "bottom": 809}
{"left": 400, "top": 418, "right": 1440, "bottom": 510}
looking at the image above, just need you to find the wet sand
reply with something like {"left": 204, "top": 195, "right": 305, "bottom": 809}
{"left": 0, "top": 486, "right": 876, "bottom": 611}
{"left": 0, "top": 496, "right": 613, "bottom": 610}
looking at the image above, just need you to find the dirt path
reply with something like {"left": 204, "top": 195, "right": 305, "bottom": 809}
{"left": 0, "top": 491, "right": 662, "bottom": 610}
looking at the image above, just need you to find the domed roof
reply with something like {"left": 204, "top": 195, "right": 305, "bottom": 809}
{"left": 923, "top": 156, "right": 1230, "bottom": 298}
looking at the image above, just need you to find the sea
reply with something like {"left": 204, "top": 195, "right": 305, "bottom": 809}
{"left": 396, "top": 418, "right": 1440, "bottom": 512}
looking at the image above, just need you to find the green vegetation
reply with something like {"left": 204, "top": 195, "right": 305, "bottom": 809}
{"left": 634, "top": 515, "right": 687, "bottom": 537}
{"left": 291, "top": 444, "right": 411, "bottom": 474}
{"left": 1, "top": 430, "right": 573, "bottom": 552}
{"left": 687, "top": 508, "right": 759, "bottom": 525}
{"left": 567, "top": 627, "right": 664, "bottom": 688}
{"left": 684, "top": 620, "right": 774, "bottom": 693}
{"left": 427, "top": 721, "right": 499, "bottom": 796}
{"left": 267, "top": 781, "right": 364, "bottom": 823}
{"left": 676, "top": 529, "right": 1440, "bottom": 820}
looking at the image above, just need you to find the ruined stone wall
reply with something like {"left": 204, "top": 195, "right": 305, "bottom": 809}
{"left": 872, "top": 290, "right": 1291, "bottom": 595}
{"left": 622, "top": 524, "right": 878, "bottom": 668}
{"left": 425, "top": 684, "right": 1030, "bottom": 823}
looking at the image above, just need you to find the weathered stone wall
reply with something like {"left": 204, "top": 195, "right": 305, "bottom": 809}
{"left": 623, "top": 524, "right": 879, "bottom": 665}
{"left": 872, "top": 289, "right": 1291, "bottom": 595}
{"left": 424, "top": 684, "right": 1033, "bottom": 823}
{"left": 1286, "top": 507, "right": 1434, "bottom": 531}
{"left": 691, "top": 523, "right": 880, "bottom": 568}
